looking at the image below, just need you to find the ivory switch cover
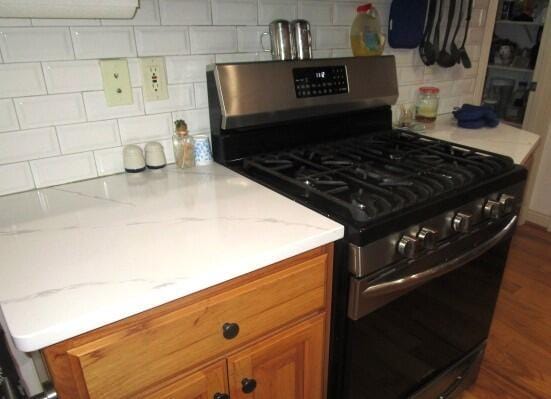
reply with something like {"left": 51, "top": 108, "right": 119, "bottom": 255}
{"left": 100, "top": 59, "right": 133, "bottom": 107}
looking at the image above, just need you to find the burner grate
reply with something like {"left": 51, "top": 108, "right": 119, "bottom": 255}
{"left": 243, "top": 130, "right": 514, "bottom": 224}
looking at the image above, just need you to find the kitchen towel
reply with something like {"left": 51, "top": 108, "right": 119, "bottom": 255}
{"left": 388, "top": 0, "right": 428, "bottom": 48}
{"left": 453, "top": 104, "right": 500, "bottom": 129}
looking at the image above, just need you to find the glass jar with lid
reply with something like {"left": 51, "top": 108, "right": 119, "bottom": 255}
{"left": 415, "top": 87, "right": 440, "bottom": 126}
{"left": 172, "top": 119, "right": 195, "bottom": 168}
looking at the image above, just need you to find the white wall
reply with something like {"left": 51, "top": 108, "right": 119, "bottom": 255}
{"left": 529, "top": 122, "right": 551, "bottom": 219}
{"left": 0, "top": 0, "right": 490, "bottom": 196}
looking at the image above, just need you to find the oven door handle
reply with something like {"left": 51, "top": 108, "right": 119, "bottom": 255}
{"left": 363, "top": 215, "right": 517, "bottom": 298}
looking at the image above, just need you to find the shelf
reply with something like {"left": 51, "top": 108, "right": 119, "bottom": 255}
{"left": 488, "top": 64, "right": 534, "bottom": 73}
{"left": 502, "top": 120, "right": 523, "bottom": 129}
{"left": 495, "top": 20, "right": 543, "bottom": 26}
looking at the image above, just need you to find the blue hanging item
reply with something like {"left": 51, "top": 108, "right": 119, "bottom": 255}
{"left": 388, "top": 0, "right": 428, "bottom": 48}
{"left": 453, "top": 104, "right": 500, "bottom": 129}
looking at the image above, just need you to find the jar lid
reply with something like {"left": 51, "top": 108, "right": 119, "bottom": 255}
{"left": 419, "top": 86, "right": 440, "bottom": 94}
{"left": 356, "top": 4, "right": 372, "bottom": 13}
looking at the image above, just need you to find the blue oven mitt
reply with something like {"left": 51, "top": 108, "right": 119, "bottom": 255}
{"left": 453, "top": 104, "right": 499, "bottom": 129}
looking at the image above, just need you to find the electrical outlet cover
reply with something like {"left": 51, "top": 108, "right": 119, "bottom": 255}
{"left": 100, "top": 59, "right": 133, "bottom": 107}
{"left": 140, "top": 57, "right": 169, "bottom": 102}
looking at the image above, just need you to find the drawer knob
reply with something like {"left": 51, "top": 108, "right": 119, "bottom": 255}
{"left": 241, "top": 378, "right": 257, "bottom": 394}
{"left": 222, "top": 322, "right": 240, "bottom": 339}
{"left": 213, "top": 394, "right": 229, "bottom": 399}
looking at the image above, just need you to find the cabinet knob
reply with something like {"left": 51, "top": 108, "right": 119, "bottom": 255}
{"left": 213, "top": 393, "right": 229, "bottom": 399}
{"left": 222, "top": 322, "right": 240, "bottom": 340}
{"left": 241, "top": 378, "right": 257, "bottom": 394}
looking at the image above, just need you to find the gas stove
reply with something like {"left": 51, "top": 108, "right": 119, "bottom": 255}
{"left": 207, "top": 56, "right": 526, "bottom": 399}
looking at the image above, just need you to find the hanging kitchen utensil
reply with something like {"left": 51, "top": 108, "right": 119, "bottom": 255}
{"left": 388, "top": 0, "right": 428, "bottom": 48}
{"left": 437, "top": 0, "right": 457, "bottom": 67}
{"left": 431, "top": 0, "right": 444, "bottom": 65}
{"left": 419, "top": 0, "right": 438, "bottom": 65}
{"left": 457, "top": 0, "right": 473, "bottom": 68}
{"left": 450, "top": 0, "right": 464, "bottom": 64}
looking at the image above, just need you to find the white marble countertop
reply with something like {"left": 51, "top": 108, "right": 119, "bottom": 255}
{"left": 0, "top": 164, "right": 344, "bottom": 352}
{"left": 422, "top": 116, "right": 540, "bottom": 165}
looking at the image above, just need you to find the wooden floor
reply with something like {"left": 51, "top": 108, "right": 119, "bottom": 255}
{"left": 461, "top": 223, "right": 551, "bottom": 399}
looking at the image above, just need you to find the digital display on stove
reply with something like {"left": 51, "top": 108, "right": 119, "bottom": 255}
{"left": 293, "top": 65, "right": 348, "bottom": 98}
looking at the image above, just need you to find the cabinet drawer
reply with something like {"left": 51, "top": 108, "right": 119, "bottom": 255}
{"left": 64, "top": 252, "right": 328, "bottom": 398}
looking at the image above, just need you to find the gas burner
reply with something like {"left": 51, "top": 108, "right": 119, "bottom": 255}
{"left": 242, "top": 130, "right": 514, "bottom": 224}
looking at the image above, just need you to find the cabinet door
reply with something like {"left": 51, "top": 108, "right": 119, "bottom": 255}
{"left": 136, "top": 360, "right": 229, "bottom": 399}
{"left": 227, "top": 314, "right": 325, "bottom": 399}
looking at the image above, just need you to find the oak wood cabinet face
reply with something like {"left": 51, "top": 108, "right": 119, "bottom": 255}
{"left": 227, "top": 315, "right": 325, "bottom": 399}
{"left": 136, "top": 360, "right": 229, "bottom": 399}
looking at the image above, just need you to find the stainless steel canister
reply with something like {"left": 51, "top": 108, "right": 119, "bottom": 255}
{"left": 261, "top": 20, "right": 295, "bottom": 60}
{"left": 291, "top": 19, "right": 312, "bottom": 60}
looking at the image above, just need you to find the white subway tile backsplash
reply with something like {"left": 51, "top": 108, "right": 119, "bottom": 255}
{"left": 144, "top": 84, "right": 195, "bottom": 114}
{"left": 212, "top": 0, "right": 258, "bottom": 25}
{"left": 0, "top": 99, "right": 19, "bottom": 132}
{"left": 94, "top": 146, "right": 124, "bottom": 176}
{"left": 0, "top": 63, "right": 46, "bottom": 98}
{"left": 84, "top": 88, "right": 144, "bottom": 121}
{"left": 313, "top": 49, "right": 331, "bottom": 58}
{"left": 0, "top": 18, "right": 31, "bottom": 27}
{"left": 31, "top": 19, "right": 100, "bottom": 26}
{"left": 0, "top": 0, "right": 493, "bottom": 194}
{"left": 165, "top": 55, "right": 214, "bottom": 83}
{"left": 299, "top": 2, "right": 333, "bottom": 25}
{"left": 313, "top": 27, "right": 349, "bottom": 49}
{"left": 118, "top": 113, "right": 173, "bottom": 144}
{"left": 331, "top": 48, "right": 353, "bottom": 57}
{"left": 42, "top": 60, "right": 102, "bottom": 94}
{"left": 71, "top": 27, "right": 136, "bottom": 59}
{"left": 190, "top": 27, "right": 238, "bottom": 54}
{"left": 15, "top": 93, "right": 86, "bottom": 129}
{"left": 30, "top": 152, "right": 97, "bottom": 188}
{"left": 215, "top": 52, "right": 257, "bottom": 63}
{"left": 56, "top": 120, "right": 121, "bottom": 154}
{"left": 0, "top": 162, "right": 35, "bottom": 195}
{"left": 0, "top": 27, "right": 74, "bottom": 62}
{"left": 172, "top": 108, "right": 210, "bottom": 133}
{"left": 237, "top": 26, "right": 267, "bottom": 52}
{"left": 102, "top": 0, "right": 161, "bottom": 26}
{"left": 333, "top": 3, "right": 358, "bottom": 26}
{"left": 0, "top": 128, "right": 60, "bottom": 165}
{"left": 259, "top": 0, "right": 298, "bottom": 25}
{"left": 135, "top": 27, "right": 189, "bottom": 56}
{"left": 159, "top": 0, "right": 212, "bottom": 25}
{"left": 399, "top": 66, "right": 424, "bottom": 83}
{"left": 194, "top": 83, "right": 208, "bottom": 108}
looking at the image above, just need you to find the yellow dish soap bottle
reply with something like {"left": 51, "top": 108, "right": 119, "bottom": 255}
{"left": 351, "top": 4, "right": 385, "bottom": 56}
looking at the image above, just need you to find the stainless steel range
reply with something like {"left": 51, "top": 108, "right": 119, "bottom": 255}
{"left": 207, "top": 56, "right": 526, "bottom": 399}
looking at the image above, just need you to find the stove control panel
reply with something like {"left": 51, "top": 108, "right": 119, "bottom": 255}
{"left": 293, "top": 65, "right": 349, "bottom": 98}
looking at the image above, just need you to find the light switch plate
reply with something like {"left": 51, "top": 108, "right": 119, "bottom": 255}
{"left": 140, "top": 57, "right": 169, "bottom": 102}
{"left": 100, "top": 59, "right": 133, "bottom": 107}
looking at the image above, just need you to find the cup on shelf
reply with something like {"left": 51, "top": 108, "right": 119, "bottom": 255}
{"left": 194, "top": 135, "right": 213, "bottom": 166}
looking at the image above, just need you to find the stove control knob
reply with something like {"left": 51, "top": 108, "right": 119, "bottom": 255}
{"left": 417, "top": 228, "right": 438, "bottom": 249}
{"left": 397, "top": 235, "right": 419, "bottom": 258}
{"left": 484, "top": 200, "right": 503, "bottom": 219}
{"left": 452, "top": 212, "right": 473, "bottom": 233}
{"left": 499, "top": 194, "right": 515, "bottom": 214}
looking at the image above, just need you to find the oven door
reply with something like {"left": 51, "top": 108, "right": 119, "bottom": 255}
{"left": 343, "top": 215, "right": 517, "bottom": 399}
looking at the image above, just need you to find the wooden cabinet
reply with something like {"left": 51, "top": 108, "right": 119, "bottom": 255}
{"left": 42, "top": 245, "right": 333, "bottom": 399}
{"left": 227, "top": 315, "right": 325, "bottom": 399}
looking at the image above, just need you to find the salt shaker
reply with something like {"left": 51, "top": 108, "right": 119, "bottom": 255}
{"left": 172, "top": 119, "right": 195, "bottom": 168}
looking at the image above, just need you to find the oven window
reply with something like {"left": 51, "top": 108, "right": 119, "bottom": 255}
{"left": 343, "top": 239, "right": 511, "bottom": 398}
